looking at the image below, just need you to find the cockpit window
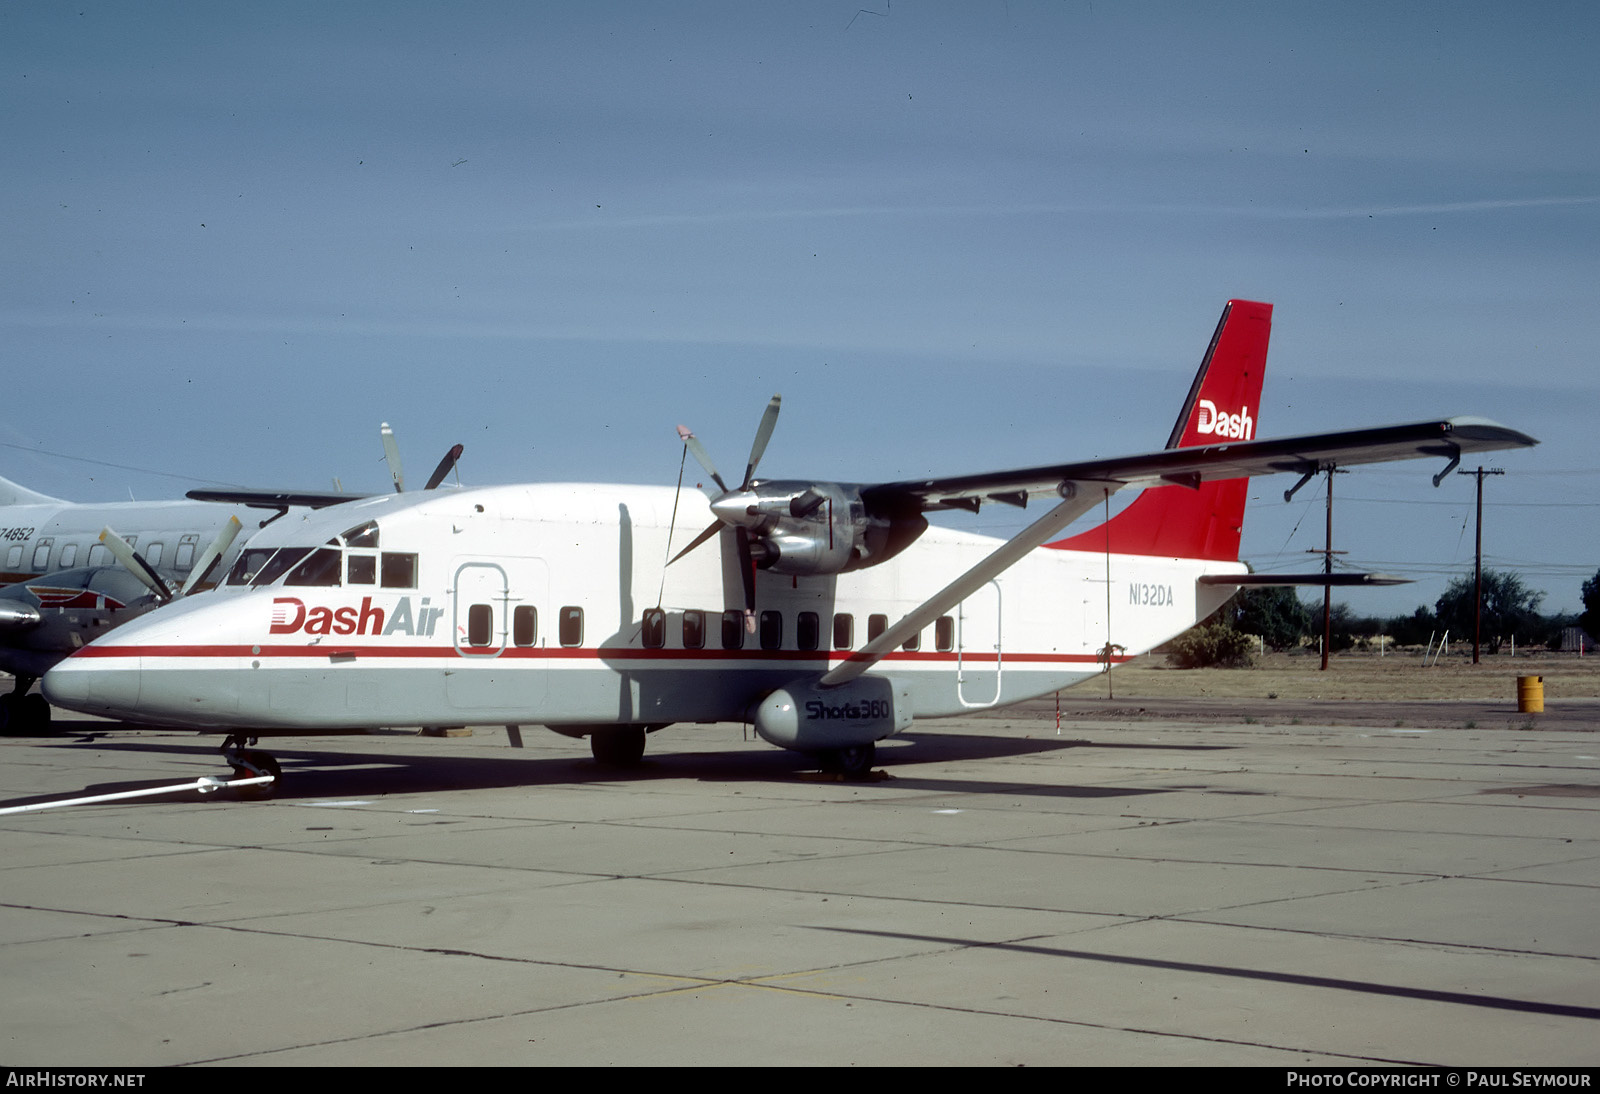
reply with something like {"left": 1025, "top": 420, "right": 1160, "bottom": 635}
{"left": 380, "top": 552, "right": 417, "bottom": 589}
{"left": 227, "top": 547, "right": 319, "bottom": 587}
{"left": 283, "top": 548, "right": 342, "bottom": 587}
{"left": 341, "top": 521, "right": 379, "bottom": 548}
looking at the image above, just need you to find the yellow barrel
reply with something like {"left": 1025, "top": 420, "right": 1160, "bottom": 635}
{"left": 1517, "top": 675, "right": 1544, "bottom": 714}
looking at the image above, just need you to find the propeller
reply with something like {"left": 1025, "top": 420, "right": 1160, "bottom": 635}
{"left": 381, "top": 422, "right": 404, "bottom": 492}
{"left": 98, "top": 528, "right": 173, "bottom": 603}
{"left": 179, "top": 516, "right": 243, "bottom": 596}
{"left": 382, "top": 423, "right": 463, "bottom": 492}
{"left": 671, "top": 395, "right": 781, "bottom": 623}
{"left": 424, "top": 444, "right": 465, "bottom": 491}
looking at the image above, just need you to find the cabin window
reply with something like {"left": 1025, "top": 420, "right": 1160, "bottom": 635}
{"left": 87, "top": 544, "right": 110, "bottom": 567}
{"left": 797, "top": 611, "right": 820, "bottom": 651}
{"left": 175, "top": 536, "right": 197, "bottom": 571}
{"left": 284, "top": 548, "right": 342, "bottom": 587}
{"left": 31, "top": 540, "right": 52, "bottom": 571}
{"left": 902, "top": 629, "right": 920, "bottom": 652}
{"left": 721, "top": 610, "right": 744, "bottom": 650}
{"left": 868, "top": 613, "right": 888, "bottom": 641}
{"left": 145, "top": 542, "right": 164, "bottom": 567}
{"left": 60, "top": 543, "right": 78, "bottom": 567}
{"left": 467, "top": 604, "right": 493, "bottom": 647}
{"left": 342, "top": 521, "right": 379, "bottom": 548}
{"left": 347, "top": 554, "right": 376, "bottom": 585}
{"left": 641, "top": 608, "right": 666, "bottom": 649}
{"left": 833, "top": 613, "right": 853, "bottom": 650}
{"left": 759, "top": 610, "right": 782, "bottom": 650}
{"left": 559, "top": 606, "right": 583, "bottom": 647}
{"left": 682, "top": 610, "right": 705, "bottom": 650}
{"left": 380, "top": 552, "right": 417, "bottom": 589}
{"left": 935, "top": 615, "right": 954, "bottom": 652}
{"left": 513, "top": 606, "right": 537, "bottom": 647}
{"left": 5, "top": 546, "right": 21, "bottom": 569}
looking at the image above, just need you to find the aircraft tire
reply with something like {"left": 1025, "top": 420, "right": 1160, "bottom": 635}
{"left": 229, "top": 751, "right": 281, "bottom": 800}
{"left": 590, "top": 726, "right": 647, "bottom": 768}
{"left": 823, "top": 742, "right": 876, "bottom": 779}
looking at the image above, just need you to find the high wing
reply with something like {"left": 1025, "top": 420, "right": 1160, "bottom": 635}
{"left": 861, "top": 416, "right": 1536, "bottom": 513}
{"left": 823, "top": 415, "right": 1536, "bottom": 686}
{"left": 185, "top": 488, "right": 369, "bottom": 510}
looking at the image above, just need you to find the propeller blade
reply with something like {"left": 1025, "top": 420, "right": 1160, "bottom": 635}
{"left": 179, "top": 516, "right": 243, "bottom": 596}
{"left": 736, "top": 526, "right": 757, "bottom": 619}
{"left": 741, "top": 394, "right": 781, "bottom": 489}
{"left": 99, "top": 527, "right": 172, "bottom": 603}
{"left": 380, "top": 421, "right": 404, "bottom": 493}
{"left": 677, "top": 426, "right": 728, "bottom": 492}
{"left": 423, "top": 444, "right": 465, "bottom": 490}
{"left": 668, "top": 519, "right": 723, "bottom": 565}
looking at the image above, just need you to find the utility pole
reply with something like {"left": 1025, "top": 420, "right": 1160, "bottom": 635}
{"left": 1307, "top": 467, "right": 1348, "bottom": 670}
{"left": 1458, "top": 466, "right": 1504, "bottom": 664}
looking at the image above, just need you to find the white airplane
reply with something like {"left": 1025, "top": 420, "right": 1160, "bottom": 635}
{"left": 42, "top": 302, "right": 1536, "bottom": 785}
{"left": 0, "top": 432, "right": 462, "bottom": 733}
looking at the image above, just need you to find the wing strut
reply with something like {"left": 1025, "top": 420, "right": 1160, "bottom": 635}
{"left": 819, "top": 481, "right": 1119, "bottom": 688}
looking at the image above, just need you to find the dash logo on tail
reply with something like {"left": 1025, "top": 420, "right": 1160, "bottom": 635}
{"left": 1195, "top": 399, "right": 1254, "bottom": 440}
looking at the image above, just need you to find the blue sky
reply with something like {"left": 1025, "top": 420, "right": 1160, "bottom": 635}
{"left": 5, "top": 1, "right": 1596, "bottom": 615}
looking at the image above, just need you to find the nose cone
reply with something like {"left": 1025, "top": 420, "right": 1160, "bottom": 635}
{"left": 43, "top": 653, "right": 142, "bottom": 718}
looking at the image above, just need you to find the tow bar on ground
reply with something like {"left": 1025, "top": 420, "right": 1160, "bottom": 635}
{"left": 0, "top": 773, "right": 276, "bottom": 815}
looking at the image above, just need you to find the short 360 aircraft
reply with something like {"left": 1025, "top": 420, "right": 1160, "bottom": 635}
{"left": 42, "top": 302, "right": 1536, "bottom": 783}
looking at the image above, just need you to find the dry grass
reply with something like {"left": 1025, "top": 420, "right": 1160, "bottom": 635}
{"left": 1106, "top": 649, "right": 1600, "bottom": 701}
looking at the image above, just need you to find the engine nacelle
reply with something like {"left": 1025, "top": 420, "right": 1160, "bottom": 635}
{"left": 752, "top": 674, "right": 913, "bottom": 752}
{"left": 722, "top": 480, "right": 927, "bottom": 577}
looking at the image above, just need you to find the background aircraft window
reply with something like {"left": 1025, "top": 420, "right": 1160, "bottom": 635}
{"left": 559, "top": 606, "right": 583, "bottom": 647}
{"left": 285, "top": 548, "right": 342, "bottom": 587}
{"left": 902, "top": 630, "right": 920, "bottom": 652}
{"left": 833, "top": 613, "right": 853, "bottom": 650}
{"left": 682, "top": 610, "right": 705, "bottom": 649}
{"left": 759, "top": 610, "right": 782, "bottom": 650}
{"left": 31, "top": 541, "right": 52, "bottom": 571}
{"left": 380, "top": 552, "right": 417, "bottom": 588}
{"left": 721, "top": 610, "right": 743, "bottom": 650}
{"left": 87, "top": 544, "right": 110, "bottom": 567}
{"left": 60, "top": 544, "right": 78, "bottom": 567}
{"left": 347, "top": 555, "right": 376, "bottom": 584}
{"left": 5, "top": 546, "right": 21, "bottom": 569}
{"left": 342, "top": 522, "right": 380, "bottom": 548}
{"left": 868, "top": 613, "right": 888, "bottom": 641}
{"left": 467, "top": 604, "right": 493, "bottom": 647}
{"left": 513, "top": 606, "right": 537, "bottom": 646}
{"left": 175, "top": 538, "right": 196, "bottom": 570}
{"left": 935, "top": 615, "right": 954, "bottom": 652}
{"left": 797, "top": 611, "right": 820, "bottom": 651}
{"left": 641, "top": 608, "right": 666, "bottom": 648}
{"left": 146, "top": 542, "right": 164, "bottom": 567}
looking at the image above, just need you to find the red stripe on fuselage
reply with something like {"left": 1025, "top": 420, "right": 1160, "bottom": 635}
{"left": 68, "top": 643, "right": 1128, "bottom": 666}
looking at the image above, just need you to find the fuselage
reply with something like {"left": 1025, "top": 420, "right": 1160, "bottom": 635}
{"left": 43, "top": 481, "right": 1243, "bottom": 730}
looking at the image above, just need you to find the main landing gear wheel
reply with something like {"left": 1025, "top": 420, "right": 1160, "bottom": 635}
{"left": 822, "top": 742, "right": 876, "bottom": 779}
{"left": 590, "top": 726, "right": 647, "bottom": 768}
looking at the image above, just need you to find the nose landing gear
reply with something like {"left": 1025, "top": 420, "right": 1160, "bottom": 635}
{"left": 221, "top": 735, "right": 281, "bottom": 799}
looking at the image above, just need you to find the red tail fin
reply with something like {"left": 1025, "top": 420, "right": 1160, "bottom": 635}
{"left": 1048, "top": 300, "right": 1272, "bottom": 562}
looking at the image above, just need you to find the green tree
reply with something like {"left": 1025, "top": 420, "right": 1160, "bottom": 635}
{"left": 1434, "top": 570, "right": 1545, "bottom": 653}
{"left": 1582, "top": 569, "right": 1600, "bottom": 640}
{"left": 1227, "top": 586, "right": 1312, "bottom": 650}
{"left": 1166, "top": 623, "right": 1256, "bottom": 668}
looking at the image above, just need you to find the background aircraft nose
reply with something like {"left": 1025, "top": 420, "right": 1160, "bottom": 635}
{"left": 43, "top": 656, "right": 142, "bottom": 717}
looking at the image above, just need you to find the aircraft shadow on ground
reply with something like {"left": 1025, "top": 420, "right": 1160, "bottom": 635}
{"left": 0, "top": 724, "right": 1236, "bottom": 807}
